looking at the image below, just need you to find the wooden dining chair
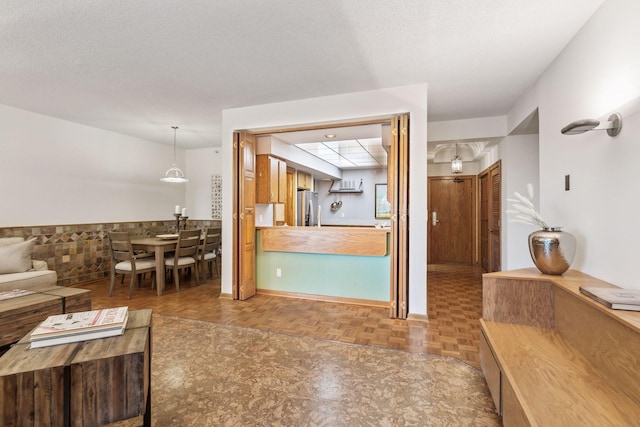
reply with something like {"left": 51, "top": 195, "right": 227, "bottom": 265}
{"left": 165, "top": 229, "right": 201, "bottom": 291}
{"left": 198, "top": 227, "right": 221, "bottom": 280}
{"left": 107, "top": 231, "right": 156, "bottom": 299}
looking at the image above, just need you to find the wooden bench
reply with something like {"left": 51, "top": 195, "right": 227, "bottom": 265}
{"left": 480, "top": 269, "right": 640, "bottom": 426}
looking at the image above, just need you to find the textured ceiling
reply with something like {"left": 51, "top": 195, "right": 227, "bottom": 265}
{"left": 0, "top": 0, "right": 604, "bottom": 148}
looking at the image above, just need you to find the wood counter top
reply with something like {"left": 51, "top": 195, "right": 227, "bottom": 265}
{"left": 483, "top": 268, "right": 640, "bottom": 332}
{"left": 258, "top": 226, "right": 389, "bottom": 256}
{"left": 480, "top": 269, "right": 640, "bottom": 426}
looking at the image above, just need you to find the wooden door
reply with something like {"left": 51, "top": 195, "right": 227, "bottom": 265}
{"left": 388, "top": 114, "right": 409, "bottom": 319}
{"left": 478, "top": 161, "right": 501, "bottom": 272}
{"left": 428, "top": 176, "right": 475, "bottom": 264}
{"left": 234, "top": 132, "right": 257, "bottom": 300}
{"left": 479, "top": 173, "right": 490, "bottom": 271}
{"left": 489, "top": 162, "right": 501, "bottom": 272}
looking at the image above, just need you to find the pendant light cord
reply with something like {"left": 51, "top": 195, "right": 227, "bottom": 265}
{"left": 172, "top": 126, "right": 178, "bottom": 163}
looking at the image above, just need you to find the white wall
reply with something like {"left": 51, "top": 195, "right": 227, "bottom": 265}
{"left": 428, "top": 116, "right": 507, "bottom": 142}
{"left": 185, "top": 147, "right": 222, "bottom": 219}
{"left": 222, "top": 84, "right": 428, "bottom": 316}
{"left": 316, "top": 169, "right": 390, "bottom": 226}
{"left": 499, "top": 134, "right": 540, "bottom": 270}
{"left": 0, "top": 104, "right": 185, "bottom": 226}
{"left": 509, "top": 0, "right": 640, "bottom": 288}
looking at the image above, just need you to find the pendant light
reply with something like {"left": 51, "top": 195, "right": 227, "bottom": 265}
{"left": 161, "top": 126, "right": 189, "bottom": 183}
{"left": 451, "top": 143, "right": 462, "bottom": 174}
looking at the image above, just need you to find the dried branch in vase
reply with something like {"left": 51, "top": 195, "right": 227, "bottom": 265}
{"left": 507, "top": 183, "right": 548, "bottom": 229}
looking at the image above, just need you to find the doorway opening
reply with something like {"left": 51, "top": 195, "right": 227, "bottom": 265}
{"left": 232, "top": 115, "right": 410, "bottom": 318}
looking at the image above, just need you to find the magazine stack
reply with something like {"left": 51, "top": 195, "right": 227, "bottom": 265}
{"left": 30, "top": 306, "right": 129, "bottom": 348}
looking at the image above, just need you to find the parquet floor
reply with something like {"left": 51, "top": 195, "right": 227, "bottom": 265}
{"left": 80, "top": 263, "right": 485, "bottom": 369}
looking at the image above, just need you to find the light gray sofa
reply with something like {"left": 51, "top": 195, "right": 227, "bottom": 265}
{"left": 0, "top": 237, "right": 57, "bottom": 292}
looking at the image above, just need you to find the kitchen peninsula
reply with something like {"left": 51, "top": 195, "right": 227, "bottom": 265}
{"left": 256, "top": 226, "right": 390, "bottom": 305}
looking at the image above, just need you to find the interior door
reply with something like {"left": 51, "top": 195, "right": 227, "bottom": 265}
{"left": 489, "top": 162, "right": 501, "bottom": 272}
{"left": 234, "top": 132, "right": 257, "bottom": 300}
{"left": 479, "top": 172, "right": 490, "bottom": 271}
{"left": 388, "top": 114, "right": 409, "bottom": 319}
{"left": 428, "top": 176, "right": 475, "bottom": 264}
{"left": 478, "top": 161, "right": 501, "bottom": 272}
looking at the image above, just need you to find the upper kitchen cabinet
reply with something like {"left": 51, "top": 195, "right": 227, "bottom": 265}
{"left": 256, "top": 155, "right": 287, "bottom": 203}
{"left": 297, "top": 171, "right": 312, "bottom": 190}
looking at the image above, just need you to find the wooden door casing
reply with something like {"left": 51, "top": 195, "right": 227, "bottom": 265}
{"left": 233, "top": 116, "right": 409, "bottom": 317}
{"left": 428, "top": 176, "right": 476, "bottom": 264}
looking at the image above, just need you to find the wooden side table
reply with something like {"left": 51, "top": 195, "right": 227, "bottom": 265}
{"left": 36, "top": 286, "right": 92, "bottom": 313}
{"left": 0, "top": 292, "right": 62, "bottom": 347}
{"left": 0, "top": 309, "right": 152, "bottom": 427}
{"left": 0, "top": 337, "right": 76, "bottom": 425}
{"left": 1, "top": 287, "right": 92, "bottom": 349}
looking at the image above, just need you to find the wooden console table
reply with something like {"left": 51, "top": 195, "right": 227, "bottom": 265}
{"left": 0, "top": 309, "right": 152, "bottom": 427}
{"left": 480, "top": 269, "right": 640, "bottom": 426}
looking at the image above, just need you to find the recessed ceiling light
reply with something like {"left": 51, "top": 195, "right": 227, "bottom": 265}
{"left": 324, "top": 134, "right": 336, "bottom": 139}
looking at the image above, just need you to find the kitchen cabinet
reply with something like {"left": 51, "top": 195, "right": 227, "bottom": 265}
{"left": 297, "top": 171, "right": 312, "bottom": 190}
{"left": 256, "top": 155, "right": 286, "bottom": 203}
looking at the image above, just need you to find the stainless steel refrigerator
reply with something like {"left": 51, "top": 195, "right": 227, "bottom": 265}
{"left": 296, "top": 190, "right": 319, "bottom": 226}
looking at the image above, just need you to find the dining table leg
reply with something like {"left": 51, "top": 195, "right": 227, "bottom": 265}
{"left": 155, "top": 248, "right": 165, "bottom": 296}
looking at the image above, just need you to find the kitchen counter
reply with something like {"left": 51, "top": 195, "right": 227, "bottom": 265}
{"left": 255, "top": 228, "right": 390, "bottom": 303}
{"left": 258, "top": 226, "right": 389, "bottom": 256}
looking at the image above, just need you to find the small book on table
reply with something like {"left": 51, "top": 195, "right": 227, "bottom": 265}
{"left": 579, "top": 287, "right": 640, "bottom": 311}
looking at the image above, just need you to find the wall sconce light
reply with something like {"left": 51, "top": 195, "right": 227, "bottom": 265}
{"left": 451, "top": 144, "right": 462, "bottom": 174}
{"left": 561, "top": 112, "right": 623, "bottom": 136}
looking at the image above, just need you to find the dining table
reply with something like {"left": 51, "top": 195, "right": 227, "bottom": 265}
{"left": 130, "top": 236, "right": 180, "bottom": 296}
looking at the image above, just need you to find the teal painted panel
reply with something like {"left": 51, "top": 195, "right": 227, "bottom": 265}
{"left": 256, "top": 231, "right": 390, "bottom": 301}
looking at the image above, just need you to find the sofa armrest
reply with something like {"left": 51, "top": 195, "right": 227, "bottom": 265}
{"left": 31, "top": 259, "right": 49, "bottom": 271}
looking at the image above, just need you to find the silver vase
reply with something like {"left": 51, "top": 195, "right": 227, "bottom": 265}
{"left": 528, "top": 227, "right": 576, "bottom": 275}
